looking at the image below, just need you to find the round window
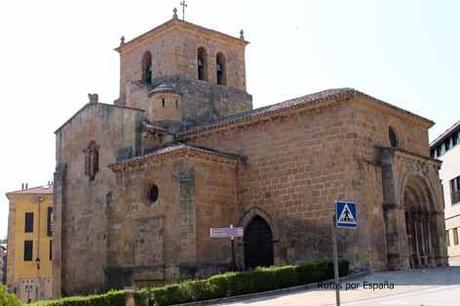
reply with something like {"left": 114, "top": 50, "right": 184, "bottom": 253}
{"left": 147, "top": 184, "right": 159, "bottom": 204}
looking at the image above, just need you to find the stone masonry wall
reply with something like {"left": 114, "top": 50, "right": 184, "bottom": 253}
{"left": 125, "top": 76, "right": 252, "bottom": 128}
{"left": 344, "top": 96, "right": 438, "bottom": 269}
{"left": 180, "top": 95, "right": 440, "bottom": 271}
{"left": 181, "top": 98, "right": 365, "bottom": 267}
{"left": 109, "top": 152, "right": 238, "bottom": 285}
{"left": 118, "top": 22, "right": 247, "bottom": 103}
{"left": 54, "top": 103, "right": 143, "bottom": 295}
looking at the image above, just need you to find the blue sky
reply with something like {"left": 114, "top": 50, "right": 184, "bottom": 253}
{"left": 0, "top": 0, "right": 459, "bottom": 238}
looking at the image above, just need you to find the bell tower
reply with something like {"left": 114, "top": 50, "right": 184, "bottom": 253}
{"left": 115, "top": 11, "right": 252, "bottom": 127}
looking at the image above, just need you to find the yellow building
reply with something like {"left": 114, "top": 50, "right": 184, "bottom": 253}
{"left": 5, "top": 183, "right": 53, "bottom": 303}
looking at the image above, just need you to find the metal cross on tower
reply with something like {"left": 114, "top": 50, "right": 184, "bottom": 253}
{"left": 180, "top": 0, "right": 188, "bottom": 20}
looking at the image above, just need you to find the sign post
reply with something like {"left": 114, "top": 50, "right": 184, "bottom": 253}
{"left": 331, "top": 213, "right": 340, "bottom": 306}
{"left": 230, "top": 224, "right": 236, "bottom": 269}
{"left": 332, "top": 201, "right": 358, "bottom": 306}
{"left": 210, "top": 224, "right": 244, "bottom": 270}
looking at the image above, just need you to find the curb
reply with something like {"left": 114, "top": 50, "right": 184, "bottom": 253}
{"left": 173, "top": 271, "right": 369, "bottom": 306}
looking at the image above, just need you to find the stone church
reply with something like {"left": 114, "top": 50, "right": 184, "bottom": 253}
{"left": 52, "top": 12, "right": 448, "bottom": 295}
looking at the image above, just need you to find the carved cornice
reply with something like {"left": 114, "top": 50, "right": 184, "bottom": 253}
{"left": 109, "top": 143, "right": 244, "bottom": 172}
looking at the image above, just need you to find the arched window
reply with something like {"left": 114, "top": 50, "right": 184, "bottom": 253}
{"left": 388, "top": 127, "right": 399, "bottom": 148}
{"left": 84, "top": 141, "right": 99, "bottom": 181}
{"left": 141, "top": 51, "right": 152, "bottom": 84}
{"left": 216, "top": 52, "right": 226, "bottom": 85}
{"left": 197, "top": 47, "right": 208, "bottom": 81}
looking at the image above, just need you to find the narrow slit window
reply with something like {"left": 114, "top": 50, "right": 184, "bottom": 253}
{"left": 84, "top": 141, "right": 99, "bottom": 181}
{"left": 388, "top": 127, "right": 398, "bottom": 148}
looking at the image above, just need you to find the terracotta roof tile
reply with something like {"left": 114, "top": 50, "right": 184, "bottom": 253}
{"left": 110, "top": 143, "right": 245, "bottom": 170}
{"left": 7, "top": 184, "right": 53, "bottom": 195}
{"left": 177, "top": 88, "right": 433, "bottom": 137}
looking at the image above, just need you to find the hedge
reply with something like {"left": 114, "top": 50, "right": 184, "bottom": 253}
{"left": 0, "top": 284, "right": 22, "bottom": 306}
{"left": 135, "top": 259, "right": 349, "bottom": 306}
{"left": 31, "top": 290, "right": 126, "bottom": 306}
{"left": 30, "top": 259, "right": 349, "bottom": 306}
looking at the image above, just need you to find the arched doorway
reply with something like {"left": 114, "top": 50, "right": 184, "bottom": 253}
{"left": 403, "top": 175, "right": 438, "bottom": 268}
{"left": 244, "top": 216, "right": 274, "bottom": 269}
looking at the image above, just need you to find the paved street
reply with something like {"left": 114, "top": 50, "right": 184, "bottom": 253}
{"left": 219, "top": 266, "right": 460, "bottom": 306}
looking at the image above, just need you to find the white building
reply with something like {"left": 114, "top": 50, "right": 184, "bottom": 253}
{"left": 431, "top": 121, "right": 460, "bottom": 264}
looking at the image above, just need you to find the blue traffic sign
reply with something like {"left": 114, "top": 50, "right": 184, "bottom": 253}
{"left": 336, "top": 201, "right": 358, "bottom": 228}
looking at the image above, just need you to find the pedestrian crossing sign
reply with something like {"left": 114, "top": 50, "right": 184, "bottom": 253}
{"left": 336, "top": 201, "right": 358, "bottom": 228}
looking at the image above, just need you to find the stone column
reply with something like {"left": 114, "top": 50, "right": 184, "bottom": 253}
{"left": 426, "top": 213, "right": 434, "bottom": 267}
{"left": 378, "top": 148, "right": 410, "bottom": 269}
{"left": 414, "top": 213, "right": 421, "bottom": 267}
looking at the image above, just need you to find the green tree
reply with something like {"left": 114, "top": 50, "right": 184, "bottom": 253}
{"left": 0, "top": 285, "right": 22, "bottom": 306}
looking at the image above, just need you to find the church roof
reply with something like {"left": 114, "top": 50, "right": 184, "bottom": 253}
{"left": 177, "top": 88, "right": 434, "bottom": 137}
{"left": 115, "top": 17, "right": 248, "bottom": 53}
{"left": 109, "top": 143, "right": 245, "bottom": 170}
{"left": 149, "top": 83, "right": 177, "bottom": 95}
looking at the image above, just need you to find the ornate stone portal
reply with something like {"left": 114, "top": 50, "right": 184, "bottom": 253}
{"left": 379, "top": 147, "right": 447, "bottom": 270}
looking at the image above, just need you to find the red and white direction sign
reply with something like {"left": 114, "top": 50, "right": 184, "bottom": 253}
{"left": 210, "top": 225, "right": 243, "bottom": 238}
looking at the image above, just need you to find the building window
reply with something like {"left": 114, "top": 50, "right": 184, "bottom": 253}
{"left": 388, "top": 127, "right": 398, "bottom": 148}
{"left": 175, "top": 99, "right": 178, "bottom": 109}
{"left": 216, "top": 52, "right": 226, "bottom": 85}
{"left": 49, "top": 240, "right": 53, "bottom": 261}
{"left": 197, "top": 47, "right": 208, "bottom": 81}
{"left": 438, "top": 145, "right": 445, "bottom": 156}
{"left": 451, "top": 176, "right": 460, "bottom": 204}
{"left": 141, "top": 51, "right": 152, "bottom": 84}
{"left": 453, "top": 132, "right": 459, "bottom": 146}
{"left": 47, "top": 207, "right": 53, "bottom": 237}
{"left": 162, "top": 98, "right": 165, "bottom": 108}
{"left": 443, "top": 138, "right": 452, "bottom": 153}
{"left": 105, "top": 191, "right": 113, "bottom": 209}
{"left": 24, "top": 240, "right": 33, "bottom": 261}
{"left": 454, "top": 228, "right": 459, "bottom": 245}
{"left": 146, "top": 184, "right": 159, "bottom": 204}
{"left": 84, "top": 141, "right": 99, "bottom": 181}
{"left": 25, "top": 212, "right": 34, "bottom": 233}
{"left": 447, "top": 230, "right": 450, "bottom": 247}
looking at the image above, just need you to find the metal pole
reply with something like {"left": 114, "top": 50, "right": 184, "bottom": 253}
{"left": 230, "top": 224, "right": 236, "bottom": 270}
{"left": 231, "top": 239, "right": 236, "bottom": 270}
{"left": 331, "top": 213, "right": 340, "bottom": 306}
